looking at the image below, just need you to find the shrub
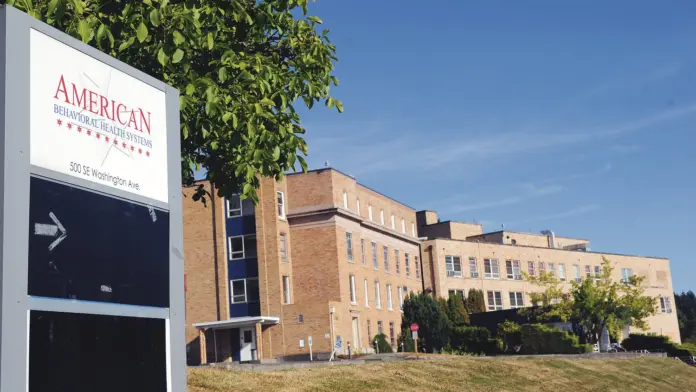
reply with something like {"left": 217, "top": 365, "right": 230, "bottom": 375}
{"left": 372, "top": 333, "right": 394, "bottom": 354}
{"left": 498, "top": 321, "right": 522, "bottom": 353}
{"left": 466, "top": 289, "right": 486, "bottom": 314}
{"left": 577, "top": 344, "right": 594, "bottom": 353}
{"left": 519, "top": 324, "right": 584, "bottom": 354}
{"left": 451, "top": 326, "right": 499, "bottom": 355}
{"left": 620, "top": 333, "right": 696, "bottom": 357}
{"left": 397, "top": 330, "right": 414, "bottom": 352}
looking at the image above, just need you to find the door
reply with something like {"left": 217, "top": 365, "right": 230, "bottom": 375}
{"left": 239, "top": 328, "right": 256, "bottom": 362}
{"left": 351, "top": 317, "right": 360, "bottom": 350}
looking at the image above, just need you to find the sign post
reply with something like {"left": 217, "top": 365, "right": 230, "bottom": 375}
{"left": 308, "top": 336, "right": 313, "bottom": 362}
{"left": 0, "top": 5, "right": 184, "bottom": 392}
{"left": 411, "top": 323, "right": 419, "bottom": 358}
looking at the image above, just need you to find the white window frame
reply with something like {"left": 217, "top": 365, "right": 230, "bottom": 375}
{"left": 487, "top": 290, "right": 503, "bottom": 311}
{"left": 539, "top": 262, "right": 546, "bottom": 274}
{"left": 621, "top": 268, "right": 633, "bottom": 284}
{"left": 371, "top": 242, "right": 378, "bottom": 270}
{"left": 445, "top": 255, "right": 463, "bottom": 277}
{"left": 349, "top": 275, "right": 356, "bottom": 304}
{"left": 368, "top": 205, "right": 373, "bottom": 221}
{"left": 660, "top": 296, "right": 673, "bottom": 313}
{"left": 398, "top": 285, "right": 403, "bottom": 310}
{"left": 391, "top": 214, "right": 395, "bottom": 230}
{"left": 549, "top": 263, "right": 556, "bottom": 278}
{"left": 346, "top": 232, "right": 353, "bottom": 262}
{"left": 226, "top": 194, "right": 242, "bottom": 218}
{"left": 282, "top": 275, "right": 291, "bottom": 304}
{"left": 527, "top": 261, "right": 536, "bottom": 277}
{"left": 380, "top": 209, "right": 385, "bottom": 225}
{"left": 387, "top": 284, "right": 393, "bottom": 310}
{"left": 395, "top": 249, "right": 401, "bottom": 275}
{"left": 411, "top": 222, "right": 415, "bottom": 237}
{"left": 280, "top": 232, "right": 288, "bottom": 263}
{"left": 401, "top": 218, "right": 406, "bottom": 233}
{"left": 415, "top": 256, "right": 421, "bottom": 280}
{"left": 383, "top": 245, "right": 389, "bottom": 272}
{"left": 405, "top": 253, "right": 411, "bottom": 277}
{"left": 228, "top": 235, "right": 245, "bottom": 260}
{"left": 558, "top": 263, "right": 566, "bottom": 281}
{"left": 361, "top": 239, "right": 366, "bottom": 265}
{"left": 594, "top": 265, "right": 601, "bottom": 279}
{"left": 356, "top": 199, "right": 361, "bottom": 216}
{"left": 505, "top": 260, "right": 522, "bottom": 280}
{"left": 230, "top": 278, "right": 259, "bottom": 304}
{"left": 277, "top": 191, "right": 286, "bottom": 219}
{"left": 375, "top": 281, "right": 382, "bottom": 309}
{"left": 573, "top": 264, "right": 581, "bottom": 282}
{"left": 364, "top": 279, "right": 369, "bottom": 307}
{"left": 343, "top": 191, "right": 348, "bottom": 209}
{"left": 509, "top": 292, "right": 524, "bottom": 308}
{"left": 469, "top": 258, "right": 479, "bottom": 278}
{"left": 484, "top": 259, "right": 500, "bottom": 279}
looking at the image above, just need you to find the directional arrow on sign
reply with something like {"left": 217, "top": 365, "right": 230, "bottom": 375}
{"left": 34, "top": 212, "right": 67, "bottom": 251}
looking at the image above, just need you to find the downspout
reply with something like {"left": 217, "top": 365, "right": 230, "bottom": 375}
{"left": 210, "top": 180, "right": 221, "bottom": 320}
{"left": 541, "top": 230, "right": 556, "bottom": 249}
{"left": 417, "top": 239, "right": 426, "bottom": 294}
{"left": 426, "top": 244, "right": 436, "bottom": 298}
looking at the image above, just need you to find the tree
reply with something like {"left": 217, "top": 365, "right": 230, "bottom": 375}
{"left": 9, "top": 0, "right": 342, "bottom": 203}
{"left": 465, "top": 289, "right": 486, "bottom": 314}
{"left": 446, "top": 293, "right": 470, "bottom": 326}
{"left": 525, "top": 257, "right": 657, "bottom": 344}
{"left": 400, "top": 293, "right": 451, "bottom": 352}
{"left": 372, "top": 333, "right": 393, "bottom": 354}
{"left": 675, "top": 291, "right": 696, "bottom": 343}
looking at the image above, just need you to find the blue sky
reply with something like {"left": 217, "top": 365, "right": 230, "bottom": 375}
{"left": 296, "top": 1, "right": 696, "bottom": 292}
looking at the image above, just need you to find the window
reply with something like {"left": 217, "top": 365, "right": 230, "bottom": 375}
{"left": 573, "top": 264, "right": 581, "bottom": 282}
{"left": 368, "top": 205, "right": 373, "bottom": 221}
{"left": 361, "top": 239, "right": 366, "bottom": 265}
{"left": 280, "top": 233, "right": 288, "bottom": 263}
{"left": 539, "top": 262, "right": 546, "bottom": 274}
{"left": 398, "top": 285, "right": 404, "bottom": 310}
{"left": 509, "top": 292, "right": 524, "bottom": 308}
{"left": 484, "top": 259, "right": 500, "bottom": 279}
{"left": 505, "top": 260, "right": 522, "bottom": 280}
{"left": 389, "top": 322, "right": 395, "bottom": 346}
{"left": 487, "top": 291, "right": 503, "bottom": 311}
{"left": 356, "top": 199, "right": 361, "bottom": 216}
{"left": 401, "top": 218, "right": 406, "bottom": 233}
{"left": 346, "top": 232, "right": 353, "bottom": 262}
{"left": 282, "top": 276, "right": 291, "bottom": 304}
{"left": 660, "top": 296, "right": 673, "bottom": 313}
{"left": 445, "top": 255, "right": 463, "bottom": 277}
{"left": 380, "top": 209, "right": 385, "bottom": 225}
{"left": 469, "top": 258, "right": 479, "bottom": 278}
{"left": 415, "top": 256, "right": 421, "bottom": 280}
{"left": 411, "top": 223, "right": 416, "bottom": 237}
{"left": 364, "top": 279, "right": 369, "bottom": 307}
{"left": 377, "top": 320, "right": 383, "bottom": 335}
{"left": 276, "top": 191, "right": 285, "bottom": 219}
{"left": 226, "top": 194, "right": 242, "bottom": 217}
{"left": 558, "top": 264, "right": 566, "bottom": 281}
{"left": 527, "top": 261, "right": 536, "bottom": 277}
{"left": 594, "top": 265, "right": 601, "bottom": 279}
{"left": 349, "top": 275, "right": 356, "bottom": 304}
{"left": 391, "top": 214, "right": 395, "bottom": 229}
{"left": 230, "top": 278, "right": 259, "bottom": 304}
{"left": 402, "top": 286, "right": 409, "bottom": 299}
{"left": 372, "top": 242, "right": 378, "bottom": 269}
{"left": 375, "top": 281, "right": 382, "bottom": 309}
{"left": 383, "top": 246, "right": 390, "bottom": 272}
{"left": 449, "top": 289, "right": 465, "bottom": 298}
{"left": 395, "top": 249, "right": 401, "bottom": 275}
{"left": 585, "top": 265, "right": 592, "bottom": 278}
{"left": 405, "top": 253, "right": 411, "bottom": 277}
{"left": 387, "top": 284, "right": 393, "bottom": 310}
{"left": 228, "top": 235, "right": 257, "bottom": 260}
{"left": 621, "top": 268, "right": 633, "bottom": 284}
{"left": 343, "top": 191, "right": 348, "bottom": 209}
{"left": 549, "top": 263, "right": 556, "bottom": 278}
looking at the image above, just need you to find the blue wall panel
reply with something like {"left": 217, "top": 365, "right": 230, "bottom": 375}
{"left": 229, "top": 302, "right": 260, "bottom": 318}
{"left": 228, "top": 259, "right": 259, "bottom": 280}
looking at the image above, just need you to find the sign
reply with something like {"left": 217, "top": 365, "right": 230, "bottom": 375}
{"left": 335, "top": 336, "right": 342, "bottom": 349}
{"left": 412, "top": 331, "right": 418, "bottom": 340}
{"left": 30, "top": 29, "right": 168, "bottom": 203}
{"left": 411, "top": 323, "right": 419, "bottom": 332}
{"left": 308, "top": 336, "right": 313, "bottom": 346}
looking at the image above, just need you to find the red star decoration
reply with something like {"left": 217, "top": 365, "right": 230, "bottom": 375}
{"left": 86, "top": 129, "right": 91, "bottom": 135}
{"left": 96, "top": 133, "right": 101, "bottom": 139}
{"left": 146, "top": 151, "right": 150, "bottom": 157}
{"left": 138, "top": 148, "right": 142, "bottom": 154}
{"left": 105, "top": 136, "right": 110, "bottom": 143}
{"left": 56, "top": 119, "right": 62, "bottom": 126}
{"left": 122, "top": 142, "right": 127, "bottom": 148}
{"left": 77, "top": 126, "right": 82, "bottom": 133}
{"left": 114, "top": 139, "right": 118, "bottom": 145}
{"left": 130, "top": 145, "right": 135, "bottom": 151}
{"left": 67, "top": 123, "right": 72, "bottom": 130}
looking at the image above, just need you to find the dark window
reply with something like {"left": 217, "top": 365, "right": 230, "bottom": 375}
{"left": 28, "top": 177, "right": 169, "bottom": 308}
{"left": 29, "top": 310, "right": 166, "bottom": 392}
{"left": 243, "top": 330, "right": 253, "bottom": 343}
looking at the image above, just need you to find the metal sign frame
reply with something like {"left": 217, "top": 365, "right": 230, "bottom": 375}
{"left": 0, "top": 5, "right": 184, "bottom": 392}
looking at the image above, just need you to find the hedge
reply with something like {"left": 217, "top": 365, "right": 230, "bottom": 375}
{"left": 451, "top": 326, "right": 500, "bottom": 355}
{"left": 621, "top": 334, "right": 696, "bottom": 357}
{"left": 518, "top": 324, "right": 588, "bottom": 354}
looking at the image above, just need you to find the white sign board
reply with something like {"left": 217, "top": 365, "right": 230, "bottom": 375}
{"left": 308, "top": 336, "right": 313, "bottom": 346}
{"left": 30, "top": 30, "right": 168, "bottom": 203}
{"left": 412, "top": 331, "right": 418, "bottom": 340}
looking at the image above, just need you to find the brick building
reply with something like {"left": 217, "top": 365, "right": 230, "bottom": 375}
{"left": 183, "top": 168, "right": 423, "bottom": 364}
{"left": 417, "top": 210, "right": 681, "bottom": 343}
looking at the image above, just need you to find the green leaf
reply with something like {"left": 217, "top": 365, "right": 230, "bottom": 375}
{"left": 105, "top": 27, "right": 115, "bottom": 48}
{"left": 157, "top": 47, "right": 168, "bottom": 66}
{"left": 272, "top": 146, "right": 280, "bottom": 160}
{"left": 136, "top": 22, "right": 148, "bottom": 43}
{"left": 308, "top": 16, "right": 323, "bottom": 24}
{"left": 335, "top": 99, "right": 344, "bottom": 113}
{"left": 71, "top": 0, "right": 85, "bottom": 14}
{"left": 173, "top": 31, "right": 185, "bottom": 46}
{"left": 96, "top": 24, "right": 106, "bottom": 44}
{"left": 232, "top": 114, "right": 238, "bottom": 129}
{"left": 242, "top": 183, "right": 253, "bottom": 197}
{"left": 207, "top": 32, "right": 214, "bottom": 50}
{"left": 172, "top": 49, "right": 184, "bottom": 64}
{"left": 218, "top": 67, "right": 227, "bottom": 82}
{"left": 77, "top": 20, "right": 91, "bottom": 43}
{"left": 260, "top": 98, "right": 274, "bottom": 106}
{"left": 150, "top": 9, "right": 161, "bottom": 27}
{"left": 47, "top": 0, "right": 60, "bottom": 16}
{"left": 222, "top": 112, "right": 232, "bottom": 123}
{"left": 254, "top": 103, "right": 262, "bottom": 114}
{"left": 185, "top": 84, "right": 195, "bottom": 95}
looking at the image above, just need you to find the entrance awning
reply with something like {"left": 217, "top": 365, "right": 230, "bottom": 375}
{"left": 193, "top": 316, "right": 279, "bottom": 330}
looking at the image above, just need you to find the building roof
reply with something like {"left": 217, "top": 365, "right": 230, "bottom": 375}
{"left": 193, "top": 316, "right": 280, "bottom": 330}
{"left": 473, "top": 230, "right": 590, "bottom": 242}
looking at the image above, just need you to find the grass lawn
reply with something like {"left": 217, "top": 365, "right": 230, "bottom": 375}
{"left": 188, "top": 356, "right": 696, "bottom": 392}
